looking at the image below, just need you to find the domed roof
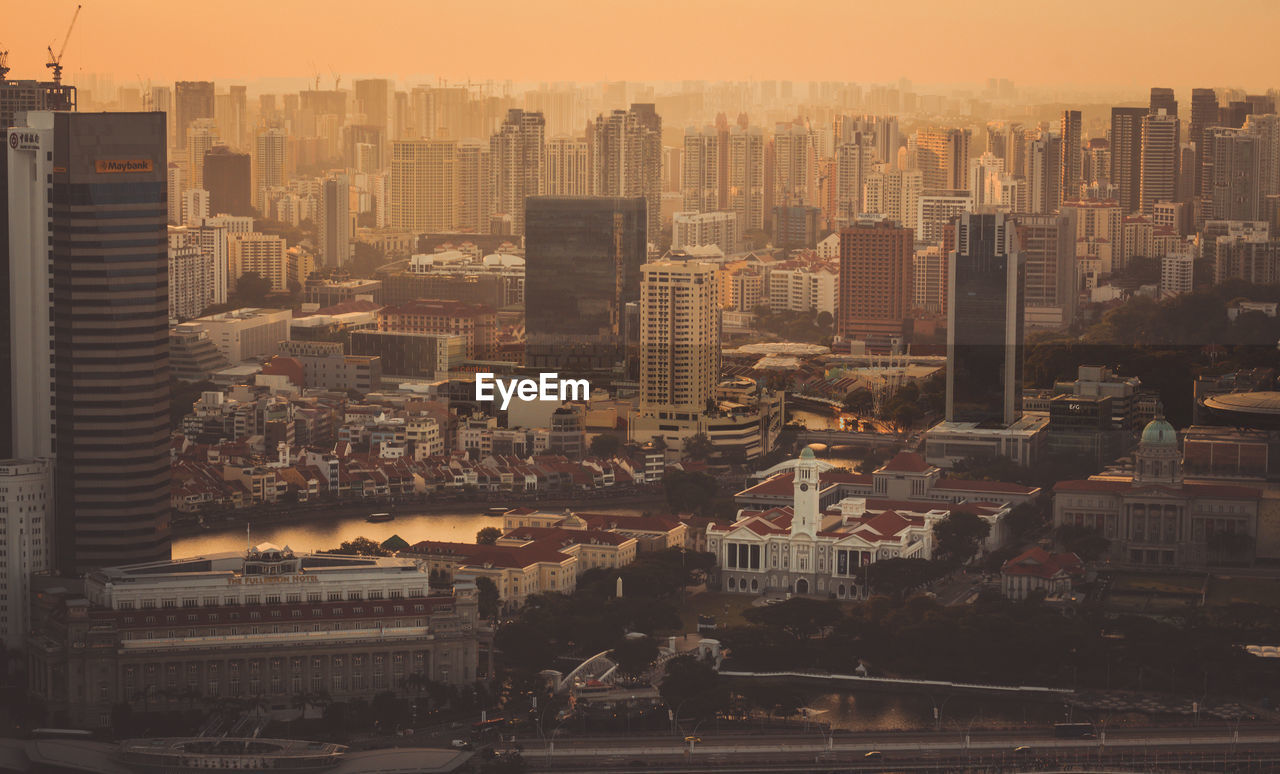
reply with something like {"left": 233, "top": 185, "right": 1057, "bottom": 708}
{"left": 1140, "top": 417, "right": 1177, "bottom": 446}
{"left": 799, "top": 446, "right": 816, "bottom": 460}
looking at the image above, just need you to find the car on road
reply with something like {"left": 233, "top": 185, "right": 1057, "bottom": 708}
{"left": 864, "top": 751, "right": 883, "bottom": 759}
{"left": 1013, "top": 745, "right": 1032, "bottom": 753}
{"left": 450, "top": 739, "right": 473, "bottom": 750}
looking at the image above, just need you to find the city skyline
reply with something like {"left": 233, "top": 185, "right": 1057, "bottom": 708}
{"left": 6, "top": 0, "right": 1280, "bottom": 92}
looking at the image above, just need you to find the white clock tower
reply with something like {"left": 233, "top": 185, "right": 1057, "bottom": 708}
{"left": 791, "top": 446, "right": 820, "bottom": 538}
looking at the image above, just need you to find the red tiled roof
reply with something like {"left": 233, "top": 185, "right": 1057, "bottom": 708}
{"left": 1002, "top": 546, "right": 1083, "bottom": 580}
{"left": 879, "top": 452, "right": 931, "bottom": 473}
{"left": 936, "top": 478, "right": 1038, "bottom": 494}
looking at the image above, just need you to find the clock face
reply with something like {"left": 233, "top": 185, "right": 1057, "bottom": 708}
{"left": 799, "top": 483, "right": 809, "bottom": 492}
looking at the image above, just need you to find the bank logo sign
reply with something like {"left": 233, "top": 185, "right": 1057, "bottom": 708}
{"left": 95, "top": 159, "right": 153, "bottom": 173}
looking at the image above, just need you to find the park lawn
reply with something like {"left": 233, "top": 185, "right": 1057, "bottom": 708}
{"left": 1109, "top": 572, "right": 1205, "bottom": 596}
{"left": 1206, "top": 576, "right": 1280, "bottom": 606}
{"left": 676, "top": 591, "right": 758, "bottom": 633}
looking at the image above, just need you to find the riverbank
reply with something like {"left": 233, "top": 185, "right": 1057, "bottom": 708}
{"left": 172, "top": 490, "right": 671, "bottom": 539}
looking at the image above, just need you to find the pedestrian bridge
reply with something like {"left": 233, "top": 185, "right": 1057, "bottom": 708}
{"left": 717, "top": 669, "right": 1073, "bottom": 696}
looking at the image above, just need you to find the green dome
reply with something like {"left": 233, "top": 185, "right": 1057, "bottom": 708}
{"left": 1140, "top": 417, "right": 1177, "bottom": 446}
{"left": 799, "top": 446, "right": 816, "bottom": 460}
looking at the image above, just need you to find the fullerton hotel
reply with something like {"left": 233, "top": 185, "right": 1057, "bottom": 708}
{"left": 27, "top": 544, "right": 485, "bottom": 729}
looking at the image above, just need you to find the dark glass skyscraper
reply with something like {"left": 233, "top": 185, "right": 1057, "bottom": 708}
{"left": 1110, "top": 106, "right": 1147, "bottom": 214}
{"left": 174, "top": 80, "right": 214, "bottom": 151}
{"left": 524, "top": 196, "right": 647, "bottom": 374}
{"left": 202, "top": 145, "right": 252, "bottom": 216}
{"left": 8, "top": 111, "right": 171, "bottom": 570}
{"left": 946, "top": 212, "right": 1023, "bottom": 428}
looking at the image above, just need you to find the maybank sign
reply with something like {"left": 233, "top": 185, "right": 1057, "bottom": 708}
{"left": 475, "top": 373, "right": 590, "bottom": 410}
{"left": 95, "top": 159, "right": 154, "bottom": 174}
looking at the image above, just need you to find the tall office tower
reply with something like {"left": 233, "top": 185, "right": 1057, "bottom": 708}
{"left": 166, "top": 162, "right": 184, "bottom": 224}
{"left": 390, "top": 139, "right": 457, "bottom": 232}
{"left": 490, "top": 109, "right": 545, "bottom": 236}
{"left": 1060, "top": 110, "right": 1082, "bottom": 206}
{"left": 167, "top": 227, "right": 217, "bottom": 320}
{"left": 1244, "top": 114, "right": 1280, "bottom": 203}
{"left": 173, "top": 81, "right": 214, "bottom": 151}
{"left": 524, "top": 196, "right": 647, "bottom": 372}
{"left": 773, "top": 122, "right": 816, "bottom": 208}
{"left": 1014, "top": 212, "right": 1077, "bottom": 329}
{"left": 546, "top": 136, "right": 590, "bottom": 196}
{"left": 185, "top": 118, "right": 219, "bottom": 191}
{"left": 727, "top": 125, "right": 766, "bottom": 233}
{"left": 1028, "top": 131, "right": 1062, "bottom": 214}
{"left": 319, "top": 174, "right": 352, "bottom": 267}
{"left": 0, "top": 78, "right": 76, "bottom": 460}
{"left": 0, "top": 459, "right": 51, "bottom": 647}
{"left": 1062, "top": 199, "right": 1123, "bottom": 275}
{"left": 8, "top": 111, "right": 170, "bottom": 570}
{"left": 682, "top": 126, "right": 722, "bottom": 212}
{"left": 836, "top": 114, "right": 900, "bottom": 167}
{"left": 183, "top": 188, "right": 210, "bottom": 226}
{"left": 202, "top": 145, "right": 252, "bottom": 216}
{"left": 968, "top": 152, "right": 1005, "bottom": 208}
{"left": 590, "top": 104, "right": 663, "bottom": 244}
{"left": 252, "top": 127, "right": 286, "bottom": 213}
{"left": 1140, "top": 111, "right": 1180, "bottom": 214}
{"left": 1110, "top": 107, "right": 1147, "bottom": 214}
{"left": 214, "top": 89, "right": 246, "bottom": 151}
{"left": 1149, "top": 87, "right": 1178, "bottom": 118}
{"left": 1190, "top": 88, "right": 1220, "bottom": 198}
{"left": 354, "top": 79, "right": 392, "bottom": 136}
{"left": 834, "top": 141, "right": 875, "bottom": 223}
{"left": 1201, "top": 128, "right": 1262, "bottom": 222}
{"left": 914, "top": 127, "right": 971, "bottom": 192}
{"left": 455, "top": 140, "right": 491, "bottom": 233}
{"left": 863, "top": 167, "right": 923, "bottom": 228}
{"left": 1082, "top": 138, "right": 1111, "bottom": 190}
{"left": 946, "top": 212, "right": 1023, "bottom": 427}
{"left": 837, "top": 218, "right": 913, "bottom": 342}
{"left": 638, "top": 261, "right": 720, "bottom": 411}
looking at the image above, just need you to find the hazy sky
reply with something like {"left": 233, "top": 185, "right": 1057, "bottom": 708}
{"left": 7, "top": 0, "right": 1279, "bottom": 92}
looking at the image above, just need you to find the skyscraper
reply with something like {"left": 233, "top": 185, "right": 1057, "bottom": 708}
{"left": 320, "top": 174, "right": 352, "bottom": 267}
{"left": 1201, "top": 127, "right": 1262, "bottom": 221}
{"left": 0, "top": 77, "right": 76, "bottom": 460}
{"left": 1190, "top": 88, "right": 1220, "bottom": 199}
{"left": 8, "top": 111, "right": 170, "bottom": 570}
{"left": 455, "top": 140, "right": 492, "bottom": 234}
{"left": 354, "top": 78, "right": 393, "bottom": 137}
{"left": 545, "top": 136, "right": 590, "bottom": 196}
{"left": 682, "top": 126, "right": 722, "bottom": 212}
{"left": 252, "top": 127, "right": 286, "bottom": 213}
{"left": 1140, "top": 111, "right": 1180, "bottom": 214}
{"left": 185, "top": 118, "right": 219, "bottom": 191}
{"left": 1014, "top": 212, "right": 1077, "bottom": 329}
{"left": 638, "top": 261, "right": 720, "bottom": 411}
{"left": 1109, "top": 107, "right": 1148, "bottom": 214}
{"left": 837, "top": 218, "right": 914, "bottom": 342}
{"left": 390, "top": 139, "right": 457, "bottom": 232}
{"left": 946, "top": 212, "right": 1023, "bottom": 428}
{"left": 174, "top": 80, "right": 215, "bottom": 151}
{"left": 1149, "top": 87, "right": 1178, "bottom": 118}
{"left": 490, "top": 109, "right": 545, "bottom": 236}
{"left": 524, "top": 197, "right": 647, "bottom": 373}
{"left": 591, "top": 104, "right": 663, "bottom": 245}
{"left": 1059, "top": 110, "right": 1082, "bottom": 207}
{"left": 1028, "top": 131, "right": 1062, "bottom": 214}
{"left": 834, "top": 141, "right": 875, "bottom": 223}
{"left": 728, "top": 125, "right": 766, "bottom": 233}
{"left": 202, "top": 145, "right": 252, "bottom": 216}
{"left": 914, "top": 127, "right": 971, "bottom": 192}
{"left": 773, "top": 122, "right": 816, "bottom": 208}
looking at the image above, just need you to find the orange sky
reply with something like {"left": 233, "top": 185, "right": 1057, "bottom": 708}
{"left": 6, "top": 0, "right": 1279, "bottom": 92}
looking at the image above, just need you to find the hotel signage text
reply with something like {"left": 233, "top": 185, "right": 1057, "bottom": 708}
{"left": 227, "top": 575, "right": 318, "bottom": 585}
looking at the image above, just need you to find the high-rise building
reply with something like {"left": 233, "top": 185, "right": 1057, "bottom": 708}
{"left": 1140, "top": 111, "right": 1180, "bottom": 214}
{"left": 1060, "top": 110, "right": 1082, "bottom": 207}
{"left": 7, "top": 111, "right": 170, "bottom": 570}
{"left": 727, "top": 125, "right": 766, "bottom": 233}
{"left": 354, "top": 78, "right": 392, "bottom": 137}
{"left": 1149, "top": 87, "right": 1178, "bottom": 118}
{"left": 682, "top": 126, "right": 722, "bottom": 212}
{"left": 863, "top": 166, "right": 923, "bottom": 228}
{"left": 837, "top": 218, "right": 913, "bottom": 342}
{"left": 0, "top": 79, "right": 76, "bottom": 461}
{"left": 173, "top": 81, "right": 214, "bottom": 151}
{"left": 968, "top": 152, "right": 1005, "bottom": 208}
{"left": 1110, "top": 107, "right": 1148, "bottom": 214}
{"left": 1014, "top": 212, "right": 1077, "bottom": 329}
{"left": 252, "top": 127, "right": 286, "bottom": 213}
{"left": 490, "top": 109, "right": 545, "bottom": 236}
{"left": 834, "top": 141, "right": 875, "bottom": 223}
{"left": 167, "top": 227, "right": 218, "bottom": 320}
{"left": 185, "top": 118, "right": 218, "bottom": 191}
{"left": 591, "top": 104, "right": 663, "bottom": 244}
{"left": 202, "top": 145, "right": 252, "bottom": 216}
{"left": 546, "top": 136, "right": 590, "bottom": 196}
{"left": 524, "top": 197, "right": 647, "bottom": 372}
{"left": 1028, "top": 131, "right": 1062, "bottom": 214}
{"left": 914, "top": 127, "right": 971, "bottom": 192}
{"left": 946, "top": 212, "right": 1023, "bottom": 428}
{"left": 455, "top": 140, "right": 491, "bottom": 234}
{"left": 638, "top": 261, "right": 720, "bottom": 411}
{"left": 672, "top": 211, "right": 739, "bottom": 255}
{"left": 1244, "top": 113, "right": 1280, "bottom": 204}
{"left": 319, "top": 174, "right": 351, "bottom": 267}
{"left": 390, "top": 139, "right": 457, "bottom": 232}
{"left": 228, "top": 232, "right": 289, "bottom": 291}
{"left": 1202, "top": 127, "right": 1262, "bottom": 222}
{"left": 773, "top": 122, "right": 816, "bottom": 208}
{"left": 1190, "top": 88, "right": 1220, "bottom": 198}
{"left": 0, "top": 459, "right": 51, "bottom": 648}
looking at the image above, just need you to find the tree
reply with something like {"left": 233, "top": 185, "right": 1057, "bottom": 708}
{"left": 329, "top": 536, "right": 389, "bottom": 556}
{"left": 684, "top": 433, "right": 715, "bottom": 461}
{"left": 933, "top": 511, "right": 991, "bottom": 565}
{"left": 476, "top": 526, "right": 502, "bottom": 545}
{"left": 475, "top": 576, "right": 501, "bottom": 619}
{"left": 843, "top": 387, "right": 874, "bottom": 415}
{"left": 1055, "top": 524, "right": 1111, "bottom": 561}
{"left": 609, "top": 635, "right": 659, "bottom": 676}
{"left": 659, "top": 655, "right": 726, "bottom": 721}
{"left": 663, "top": 469, "right": 719, "bottom": 515}
{"left": 743, "top": 597, "right": 842, "bottom": 641}
{"left": 864, "top": 558, "right": 948, "bottom": 600}
{"left": 231, "top": 271, "right": 272, "bottom": 307}
{"left": 589, "top": 433, "right": 622, "bottom": 459}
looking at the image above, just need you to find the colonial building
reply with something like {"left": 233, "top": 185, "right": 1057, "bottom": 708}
{"left": 27, "top": 544, "right": 483, "bottom": 728}
{"left": 1001, "top": 546, "right": 1083, "bottom": 601}
{"left": 1053, "top": 418, "right": 1262, "bottom": 566}
{"left": 709, "top": 448, "right": 1033, "bottom": 598}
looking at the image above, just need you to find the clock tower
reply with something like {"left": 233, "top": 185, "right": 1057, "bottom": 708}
{"left": 791, "top": 446, "right": 820, "bottom": 538}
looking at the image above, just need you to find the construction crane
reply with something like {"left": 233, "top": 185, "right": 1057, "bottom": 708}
{"left": 46, "top": 3, "right": 82, "bottom": 85}
{"left": 138, "top": 74, "right": 152, "bottom": 111}
{"left": 0, "top": 49, "right": 10, "bottom": 82}
{"left": 329, "top": 66, "right": 340, "bottom": 91}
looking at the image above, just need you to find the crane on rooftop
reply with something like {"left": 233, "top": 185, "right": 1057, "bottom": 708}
{"left": 46, "top": 3, "right": 82, "bottom": 85}
{"left": 0, "top": 48, "right": 10, "bottom": 82}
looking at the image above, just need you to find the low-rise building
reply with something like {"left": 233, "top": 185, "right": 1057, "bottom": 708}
{"left": 1000, "top": 546, "right": 1082, "bottom": 601}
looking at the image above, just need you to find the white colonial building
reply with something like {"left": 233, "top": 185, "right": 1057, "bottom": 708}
{"left": 708, "top": 448, "right": 1035, "bottom": 598}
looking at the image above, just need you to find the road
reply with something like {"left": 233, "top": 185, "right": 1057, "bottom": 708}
{"left": 505, "top": 725, "right": 1280, "bottom": 772}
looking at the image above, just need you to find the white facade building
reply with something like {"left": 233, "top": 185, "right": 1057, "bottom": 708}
{"left": 0, "top": 459, "right": 51, "bottom": 648}
{"left": 672, "top": 211, "right": 740, "bottom": 255}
